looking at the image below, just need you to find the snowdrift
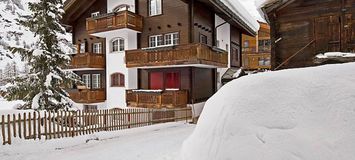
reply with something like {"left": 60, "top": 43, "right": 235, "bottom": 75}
{"left": 181, "top": 63, "right": 355, "bottom": 160}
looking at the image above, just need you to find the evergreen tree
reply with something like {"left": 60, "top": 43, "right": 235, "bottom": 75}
{"left": 4, "top": 0, "right": 81, "bottom": 110}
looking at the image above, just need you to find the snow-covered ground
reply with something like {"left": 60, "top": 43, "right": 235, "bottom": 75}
{"left": 0, "top": 98, "right": 25, "bottom": 114}
{"left": 182, "top": 62, "right": 355, "bottom": 160}
{"left": 0, "top": 122, "right": 195, "bottom": 160}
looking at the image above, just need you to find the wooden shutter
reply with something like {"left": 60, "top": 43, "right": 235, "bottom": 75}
{"left": 119, "top": 74, "right": 125, "bottom": 87}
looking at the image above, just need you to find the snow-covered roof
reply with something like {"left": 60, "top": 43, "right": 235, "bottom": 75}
{"left": 314, "top": 52, "right": 355, "bottom": 64}
{"left": 256, "top": 0, "right": 291, "bottom": 22}
{"left": 219, "top": 0, "right": 260, "bottom": 33}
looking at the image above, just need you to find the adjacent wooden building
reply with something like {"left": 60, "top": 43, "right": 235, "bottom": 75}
{"left": 63, "top": 0, "right": 257, "bottom": 109}
{"left": 260, "top": 0, "right": 355, "bottom": 69}
{"left": 242, "top": 21, "right": 271, "bottom": 70}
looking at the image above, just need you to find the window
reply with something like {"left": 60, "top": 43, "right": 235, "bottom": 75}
{"left": 93, "top": 43, "right": 102, "bottom": 54}
{"left": 258, "top": 39, "right": 271, "bottom": 52}
{"left": 111, "top": 38, "right": 125, "bottom": 52}
{"left": 149, "top": 35, "right": 163, "bottom": 47}
{"left": 82, "top": 74, "right": 91, "bottom": 89}
{"left": 200, "top": 34, "right": 207, "bottom": 44}
{"left": 79, "top": 43, "right": 86, "bottom": 53}
{"left": 149, "top": 0, "right": 162, "bottom": 16}
{"left": 165, "top": 32, "right": 179, "bottom": 46}
{"left": 244, "top": 40, "right": 249, "bottom": 48}
{"left": 111, "top": 73, "right": 125, "bottom": 87}
{"left": 258, "top": 57, "right": 271, "bottom": 66}
{"left": 91, "top": 11, "right": 100, "bottom": 18}
{"left": 92, "top": 74, "right": 101, "bottom": 89}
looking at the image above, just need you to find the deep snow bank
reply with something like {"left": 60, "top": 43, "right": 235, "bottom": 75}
{"left": 181, "top": 63, "right": 355, "bottom": 160}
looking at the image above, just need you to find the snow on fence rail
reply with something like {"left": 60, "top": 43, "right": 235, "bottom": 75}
{"left": 0, "top": 108, "right": 192, "bottom": 145}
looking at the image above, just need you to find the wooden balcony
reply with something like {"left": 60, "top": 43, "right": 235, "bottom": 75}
{"left": 68, "top": 89, "right": 106, "bottom": 104}
{"left": 242, "top": 52, "right": 271, "bottom": 70}
{"left": 70, "top": 53, "right": 105, "bottom": 69}
{"left": 125, "top": 43, "right": 228, "bottom": 68}
{"left": 126, "top": 90, "right": 188, "bottom": 109}
{"left": 86, "top": 10, "right": 143, "bottom": 34}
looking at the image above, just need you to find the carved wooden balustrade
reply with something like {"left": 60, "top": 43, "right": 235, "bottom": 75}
{"left": 86, "top": 10, "right": 143, "bottom": 34}
{"left": 68, "top": 89, "right": 106, "bottom": 103}
{"left": 125, "top": 43, "right": 228, "bottom": 68}
{"left": 70, "top": 53, "right": 105, "bottom": 69}
{"left": 126, "top": 90, "right": 188, "bottom": 109}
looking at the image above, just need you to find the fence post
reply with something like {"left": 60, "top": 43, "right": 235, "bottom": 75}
{"left": 12, "top": 114, "right": 16, "bottom": 138}
{"left": 37, "top": 112, "right": 41, "bottom": 140}
{"left": 185, "top": 108, "right": 188, "bottom": 123}
{"left": 7, "top": 114, "right": 11, "bottom": 145}
{"left": 128, "top": 109, "right": 131, "bottom": 129}
{"left": 18, "top": 113, "right": 21, "bottom": 139}
{"left": 1, "top": 115, "right": 5, "bottom": 145}
{"left": 33, "top": 112, "right": 36, "bottom": 140}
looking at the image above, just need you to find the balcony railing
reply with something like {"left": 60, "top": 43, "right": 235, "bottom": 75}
{"left": 86, "top": 10, "right": 143, "bottom": 34}
{"left": 70, "top": 53, "right": 105, "bottom": 69}
{"left": 242, "top": 52, "right": 271, "bottom": 70}
{"left": 126, "top": 90, "right": 188, "bottom": 109}
{"left": 68, "top": 89, "right": 106, "bottom": 104}
{"left": 125, "top": 43, "right": 228, "bottom": 68}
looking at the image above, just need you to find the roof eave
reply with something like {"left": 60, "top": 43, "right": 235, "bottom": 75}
{"left": 209, "top": 0, "right": 257, "bottom": 36}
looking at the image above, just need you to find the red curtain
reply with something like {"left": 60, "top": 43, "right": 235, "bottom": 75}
{"left": 149, "top": 72, "right": 180, "bottom": 90}
{"left": 165, "top": 72, "right": 180, "bottom": 89}
{"left": 150, "top": 72, "right": 164, "bottom": 89}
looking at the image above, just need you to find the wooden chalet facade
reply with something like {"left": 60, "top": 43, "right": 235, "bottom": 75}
{"left": 260, "top": 0, "right": 355, "bottom": 69}
{"left": 63, "top": 0, "right": 257, "bottom": 109}
{"left": 242, "top": 21, "right": 271, "bottom": 70}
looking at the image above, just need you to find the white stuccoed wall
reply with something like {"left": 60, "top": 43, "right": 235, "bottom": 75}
{"left": 107, "top": 0, "right": 135, "bottom": 13}
{"left": 103, "top": 29, "right": 138, "bottom": 108}
{"left": 215, "top": 14, "right": 231, "bottom": 90}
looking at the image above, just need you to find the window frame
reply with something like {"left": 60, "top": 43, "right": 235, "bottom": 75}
{"left": 149, "top": 35, "right": 163, "bottom": 48}
{"left": 149, "top": 0, "right": 162, "bottom": 16}
{"left": 93, "top": 42, "right": 102, "bottom": 54}
{"left": 111, "top": 38, "right": 125, "bottom": 53}
{"left": 111, "top": 73, "right": 125, "bottom": 87}
{"left": 91, "top": 11, "right": 100, "bottom": 18}
{"left": 199, "top": 34, "right": 208, "bottom": 45}
{"left": 92, "top": 74, "right": 101, "bottom": 89}
{"left": 82, "top": 74, "right": 91, "bottom": 89}
{"left": 164, "top": 32, "right": 179, "bottom": 46}
{"left": 79, "top": 43, "right": 86, "bottom": 53}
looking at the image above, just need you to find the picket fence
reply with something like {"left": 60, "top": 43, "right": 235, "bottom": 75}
{"left": 0, "top": 108, "right": 192, "bottom": 145}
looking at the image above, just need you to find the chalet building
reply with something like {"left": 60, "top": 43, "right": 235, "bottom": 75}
{"left": 63, "top": 0, "right": 257, "bottom": 109}
{"left": 242, "top": 21, "right": 271, "bottom": 70}
{"left": 260, "top": 0, "right": 355, "bottom": 70}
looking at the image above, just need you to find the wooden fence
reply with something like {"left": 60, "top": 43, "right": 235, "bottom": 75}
{"left": 0, "top": 108, "right": 192, "bottom": 145}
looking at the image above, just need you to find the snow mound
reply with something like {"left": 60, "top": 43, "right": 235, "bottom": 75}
{"left": 181, "top": 63, "right": 355, "bottom": 160}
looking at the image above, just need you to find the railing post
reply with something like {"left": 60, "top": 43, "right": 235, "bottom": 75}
{"left": 1, "top": 115, "right": 5, "bottom": 145}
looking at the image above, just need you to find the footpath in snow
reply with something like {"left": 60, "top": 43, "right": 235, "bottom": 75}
{"left": 0, "top": 122, "right": 195, "bottom": 160}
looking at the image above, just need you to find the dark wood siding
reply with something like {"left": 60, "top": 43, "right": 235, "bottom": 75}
{"left": 193, "top": 1, "right": 214, "bottom": 46}
{"left": 72, "top": 0, "right": 107, "bottom": 54}
{"left": 268, "top": 0, "right": 355, "bottom": 69}
{"left": 138, "top": 0, "right": 190, "bottom": 48}
{"left": 231, "top": 26, "right": 242, "bottom": 67}
{"left": 138, "top": 67, "right": 216, "bottom": 103}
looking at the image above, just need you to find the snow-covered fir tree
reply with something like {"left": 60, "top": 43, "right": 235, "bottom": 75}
{"left": 4, "top": 0, "right": 81, "bottom": 110}
{"left": 4, "top": 61, "right": 19, "bottom": 78}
